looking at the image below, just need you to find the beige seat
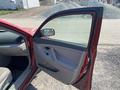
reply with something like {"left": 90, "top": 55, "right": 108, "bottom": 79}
{"left": 0, "top": 67, "right": 12, "bottom": 90}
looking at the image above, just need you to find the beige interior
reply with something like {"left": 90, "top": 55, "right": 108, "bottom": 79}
{"left": 0, "top": 67, "right": 12, "bottom": 90}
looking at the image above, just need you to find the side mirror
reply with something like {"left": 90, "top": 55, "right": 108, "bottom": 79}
{"left": 40, "top": 28, "right": 55, "bottom": 37}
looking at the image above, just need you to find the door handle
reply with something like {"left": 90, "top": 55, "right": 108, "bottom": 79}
{"left": 44, "top": 47, "right": 58, "bottom": 62}
{"left": 51, "top": 48, "right": 58, "bottom": 62}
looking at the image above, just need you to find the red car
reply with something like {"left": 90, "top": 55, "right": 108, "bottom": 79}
{"left": 0, "top": 7, "right": 103, "bottom": 90}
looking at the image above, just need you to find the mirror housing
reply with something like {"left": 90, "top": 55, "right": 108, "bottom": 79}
{"left": 40, "top": 28, "right": 55, "bottom": 37}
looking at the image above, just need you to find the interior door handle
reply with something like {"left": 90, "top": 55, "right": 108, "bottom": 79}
{"left": 45, "top": 47, "right": 58, "bottom": 62}
{"left": 51, "top": 48, "right": 58, "bottom": 62}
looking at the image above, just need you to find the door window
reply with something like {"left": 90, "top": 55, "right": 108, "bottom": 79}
{"left": 41, "top": 14, "right": 92, "bottom": 47}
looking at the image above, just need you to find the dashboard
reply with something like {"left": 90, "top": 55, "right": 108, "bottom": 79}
{"left": 0, "top": 30, "right": 24, "bottom": 45}
{"left": 0, "top": 30, "right": 27, "bottom": 56}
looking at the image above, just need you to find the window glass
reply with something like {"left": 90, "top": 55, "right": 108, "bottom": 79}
{"left": 41, "top": 14, "right": 92, "bottom": 47}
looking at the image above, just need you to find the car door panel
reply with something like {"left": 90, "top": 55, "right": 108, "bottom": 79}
{"left": 33, "top": 7, "right": 103, "bottom": 90}
{"left": 34, "top": 38, "right": 86, "bottom": 84}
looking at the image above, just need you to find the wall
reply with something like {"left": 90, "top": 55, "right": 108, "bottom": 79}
{"left": 16, "top": 0, "right": 23, "bottom": 9}
{"left": 21, "top": 0, "right": 28, "bottom": 9}
{"left": 0, "top": 0, "right": 40, "bottom": 10}
{"left": 40, "top": 0, "right": 55, "bottom": 5}
{"left": 27, "top": 0, "right": 40, "bottom": 8}
{"left": 0, "top": 0, "right": 17, "bottom": 9}
{"left": 19, "top": 0, "right": 40, "bottom": 9}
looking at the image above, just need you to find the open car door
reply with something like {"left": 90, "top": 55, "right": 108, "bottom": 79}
{"left": 33, "top": 7, "right": 103, "bottom": 90}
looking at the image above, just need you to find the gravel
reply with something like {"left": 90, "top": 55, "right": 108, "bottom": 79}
{"left": 41, "top": 2, "right": 120, "bottom": 19}
{"left": 92, "top": 45, "right": 120, "bottom": 90}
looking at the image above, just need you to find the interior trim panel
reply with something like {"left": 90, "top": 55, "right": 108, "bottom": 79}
{"left": 0, "top": 43, "right": 27, "bottom": 56}
{"left": 33, "top": 42, "right": 86, "bottom": 84}
{"left": 34, "top": 38, "right": 87, "bottom": 51}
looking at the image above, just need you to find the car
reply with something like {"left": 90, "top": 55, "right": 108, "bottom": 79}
{"left": 0, "top": 7, "right": 103, "bottom": 90}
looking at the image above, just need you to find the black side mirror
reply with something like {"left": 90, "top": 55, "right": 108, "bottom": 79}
{"left": 40, "top": 28, "right": 55, "bottom": 37}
